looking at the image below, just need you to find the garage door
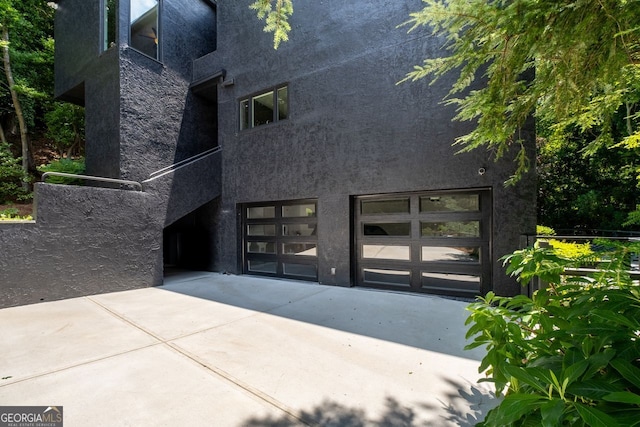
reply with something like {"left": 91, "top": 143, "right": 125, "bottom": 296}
{"left": 242, "top": 199, "right": 318, "bottom": 281}
{"left": 355, "top": 190, "right": 491, "bottom": 297}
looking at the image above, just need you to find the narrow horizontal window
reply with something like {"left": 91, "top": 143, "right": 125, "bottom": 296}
{"left": 362, "top": 245, "right": 410, "bottom": 260}
{"left": 420, "top": 221, "right": 480, "bottom": 238}
{"left": 282, "top": 203, "right": 316, "bottom": 218}
{"left": 282, "top": 223, "right": 316, "bottom": 237}
{"left": 361, "top": 198, "right": 410, "bottom": 215}
{"left": 421, "top": 272, "right": 480, "bottom": 294}
{"left": 420, "top": 194, "right": 479, "bottom": 212}
{"left": 363, "top": 222, "right": 411, "bottom": 236}
{"left": 247, "top": 242, "right": 276, "bottom": 254}
{"left": 283, "top": 263, "right": 316, "bottom": 278}
{"left": 239, "top": 85, "right": 288, "bottom": 130}
{"left": 283, "top": 243, "right": 317, "bottom": 256}
{"left": 421, "top": 246, "right": 480, "bottom": 263}
{"left": 363, "top": 268, "right": 411, "bottom": 287}
{"left": 247, "top": 206, "right": 275, "bottom": 219}
{"left": 247, "top": 224, "right": 276, "bottom": 236}
{"left": 248, "top": 260, "right": 277, "bottom": 274}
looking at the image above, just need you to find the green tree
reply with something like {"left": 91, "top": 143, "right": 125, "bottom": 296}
{"left": 538, "top": 127, "right": 640, "bottom": 232}
{"left": 45, "top": 102, "right": 85, "bottom": 159}
{"left": 401, "top": 0, "right": 640, "bottom": 184}
{"left": 0, "top": 0, "right": 55, "bottom": 187}
{"left": 0, "top": 139, "right": 25, "bottom": 202}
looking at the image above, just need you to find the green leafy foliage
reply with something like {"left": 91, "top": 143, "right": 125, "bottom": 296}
{"left": 538, "top": 124, "right": 640, "bottom": 231}
{"left": 547, "top": 239, "right": 594, "bottom": 260}
{"left": 38, "top": 157, "right": 85, "bottom": 185}
{"left": 249, "top": 0, "right": 293, "bottom": 49}
{"left": 400, "top": 0, "right": 640, "bottom": 183}
{"left": 0, "top": 140, "right": 28, "bottom": 202}
{"left": 468, "top": 240, "right": 640, "bottom": 426}
{"left": 0, "top": 206, "right": 31, "bottom": 221}
{"left": 44, "top": 102, "right": 85, "bottom": 158}
{"left": 536, "top": 225, "right": 556, "bottom": 236}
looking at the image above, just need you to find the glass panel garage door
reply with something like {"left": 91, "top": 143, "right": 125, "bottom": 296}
{"left": 355, "top": 190, "right": 491, "bottom": 297}
{"left": 243, "top": 200, "right": 318, "bottom": 281}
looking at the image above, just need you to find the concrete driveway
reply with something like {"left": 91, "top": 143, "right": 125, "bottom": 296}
{"left": 0, "top": 272, "right": 497, "bottom": 426}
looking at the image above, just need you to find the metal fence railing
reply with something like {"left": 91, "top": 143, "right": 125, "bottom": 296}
{"left": 41, "top": 172, "right": 143, "bottom": 191}
{"left": 522, "top": 234, "right": 640, "bottom": 297}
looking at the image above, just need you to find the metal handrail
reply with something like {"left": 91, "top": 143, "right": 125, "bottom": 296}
{"left": 145, "top": 146, "right": 222, "bottom": 182}
{"left": 41, "top": 172, "right": 143, "bottom": 191}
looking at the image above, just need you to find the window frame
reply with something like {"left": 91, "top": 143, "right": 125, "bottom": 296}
{"left": 239, "top": 84, "right": 289, "bottom": 131}
{"left": 101, "top": 0, "right": 117, "bottom": 53}
{"left": 129, "top": 0, "right": 162, "bottom": 61}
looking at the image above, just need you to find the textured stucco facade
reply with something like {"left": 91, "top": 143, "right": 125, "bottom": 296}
{"left": 0, "top": 0, "right": 536, "bottom": 307}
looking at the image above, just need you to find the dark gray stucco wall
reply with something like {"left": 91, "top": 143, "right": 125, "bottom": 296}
{"left": 118, "top": 0, "right": 217, "bottom": 182}
{"left": 0, "top": 184, "right": 164, "bottom": 308}
{"left": 197, "top": 0, "right": 536, "bottom": 295}
{"left": 53, "top": 0, "right": 100, "bottom": 101}
{"left": 84, "top": 51, "right": 122, "bottom": 179}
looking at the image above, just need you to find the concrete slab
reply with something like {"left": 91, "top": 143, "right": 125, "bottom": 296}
{"left": 0, "top": 344, "right": 294, "bottom": 426}
{"left": 0, "top": 272, "right": 498, "bottom": 426}
{"left": 0, "top": 297, "right": 157, "bottom": 384}
{"left": 90, "top": 274, "right": 327, "bottom": 341}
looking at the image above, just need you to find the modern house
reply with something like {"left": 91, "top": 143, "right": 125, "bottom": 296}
{"left": 0, "top": 0, "right": 536, "bottom": 308}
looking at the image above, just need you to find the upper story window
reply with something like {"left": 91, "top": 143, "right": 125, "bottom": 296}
{"left": 130, "top": 0, "right": 160, "bottom": 60}
{"left": 240, "top": 85, "right": 288, "bottom": 130}
{"left": 102, "top": 0, "right": 116, "bottom": 51}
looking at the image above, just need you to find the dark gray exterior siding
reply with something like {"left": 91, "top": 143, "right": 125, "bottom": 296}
{"left": 199, "top": 0, "right": 536, "bottom": 294}
{"left": 0, "top": 0, "right": 535, "bottom": 308}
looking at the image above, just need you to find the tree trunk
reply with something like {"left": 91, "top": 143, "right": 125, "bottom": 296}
{"left": 2, "top": 25, "right": 31, "bottom": 190}
{"left": 0, "top": 121, "right": 7, "bottom": 145}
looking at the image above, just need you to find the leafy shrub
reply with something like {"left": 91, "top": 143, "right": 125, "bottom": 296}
{"left": 0, "top": 207, "right": 33, "bottom": 221}
{"left": 467, "top": 240, "right": 640, "bottom": 426}
{"left": 0, "top": 141, "right": 29, "bottom": 203}
{"left": 45, "top": 102, "right": 85, "bottom": 158}
{"left": 536, "top": 225, "right": 556, "bottom": 236}
{"left": 38, "top": 157, "right": 85, "bottom": 185}
{"left": 547, "top": 239, "right": 594, "bottom": 260}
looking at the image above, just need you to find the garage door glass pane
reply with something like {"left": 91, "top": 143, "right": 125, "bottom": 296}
{"left": 282, "top": 204, "right": 316, "bottom": 217}
{"left": 420, "top": 194, "right": 479, "bottom": 212}
{"left": 283, "top": 223, "right": 316, "bottom": 236}
{"left": 421, "top": 272, "right": 480, "bottom": 292}
{"left": 362, "top": 245, "right": 410, "bottom": 260}
{"left": 283, "top": 243, "right": 317, "bottom": 256}
{"left": 421, "top": 221, "right": 480, "bottom": 238}
{"left": 361, "top": 198, "right": 410, "bottom": 215}
{"left": 247, "top": 242, "right": 276, "bottom": 254}
{"left": 247, "top": 206, "right": 275, "bottom": 219}
{"left": 283, "top": 263, "right": 316, "bottom": 278}
{"left": 363, "top": 268, "right": 411, "bottom": 286}
{"left": 247, "top": 224, "right": 276, "bottom": 236}
{"left": 248, "top": 260, "right": 277, "bottom": 273}
{"left": 363, "top": 222, "right": 410, "bottom": 236}
{"left": 422, "top": 246, "right": 480, "bottom": 263}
